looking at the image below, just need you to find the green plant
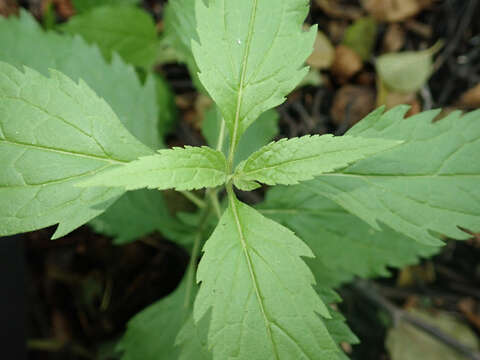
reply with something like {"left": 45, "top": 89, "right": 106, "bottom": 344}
{"left": 1, "top": 1, "right": 479, "bottom": 359}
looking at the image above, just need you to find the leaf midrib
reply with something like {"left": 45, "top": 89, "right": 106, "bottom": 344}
{"left": 236, "top": 139, "right": 397, "bottom": 180}
{"left": 227, "top": 0, "right": 259, "bottom": 168}
{"left": 237, "top": 148, "right": 362, "bottom": 179}
{"left": 228, "top": 195, "right": 280, "bottom": 360}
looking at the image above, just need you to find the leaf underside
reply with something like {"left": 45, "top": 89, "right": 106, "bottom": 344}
{"left": 195, "top": 198, "right": 338, "bottom": 360}
{"left": 119, "top": 279, "right": 191, "bottom": 360}
{"left": 307, "top": 106, "right": 480, "bottom": 246}
{"left": 234, "top": 134, "right": 402, "bottom": 190}
{"left": 259, "top": 185, "right": 440, "bottom": 288}
{"left": 89, "top": 189, "right": 181, "bottom": 245}
{"left": 62, "top": 5, "right": 159, "bottom": 69}
{"left": 164, "top": 0, "right": 201, "bottom": 85}
{"left": 79, "top": 146, "right": 227, "bottom": 191}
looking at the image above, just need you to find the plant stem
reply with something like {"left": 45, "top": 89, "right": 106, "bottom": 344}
{"left": 183, "top": 207, "right": 210, "bottom": 309}
{"left": 208, "top": 189, "right": 222, "bottom": 219}
{"left": 216, "top": 117, "right": 226, "bottom": 152}
{"left": 180, "top": 190, "right": 207, "bottom": 209}
{"left": 182, "top": 115, "right": 229, "bottom": 308}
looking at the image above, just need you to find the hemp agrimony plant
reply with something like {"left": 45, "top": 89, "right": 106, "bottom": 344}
{"left": 1, "top": 0, "right": 479, "bottom": 359}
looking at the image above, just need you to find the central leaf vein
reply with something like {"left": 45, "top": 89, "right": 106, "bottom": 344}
{"left": 227, "top": 0, "right": 258, "bottom": 169}
{"left": 228, "top": 192, "right": 280, "bottom": 359}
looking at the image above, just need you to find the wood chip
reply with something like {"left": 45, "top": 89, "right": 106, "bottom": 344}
{"left": 315, "top": 0, "right": 363, "bottom": 20}
{"left": 457, "top": 83, "right": 480, "bottom": 108}
{"left": 383, "top": 24, "right": 406, "bottom": 53}
{"left": 361, "top": 0, "right": 433, "bottom": 22}
{"left": 0, "top": 0, "right": 18, "bottom": 16}
{"left": 331, "top": 45, "right": 363, "bottom": 83}
{"left": 331, "top": 85, "right": 376, "bottom": 126}
{"left": 307, "top": 31, "right": 335, "bottom": 69}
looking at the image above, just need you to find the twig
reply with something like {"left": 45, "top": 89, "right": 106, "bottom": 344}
{"left": 179, "top": 191, "right": 207, "bottom": 209}
{"left": 434, "top": 0, "right": 479, "bottom": 71}
{"left": 353, "top": 280, "right": 480, "bottom": 360}
{"left": 421, "top": 85, "right": 434, "bottom": 110}
{"left": 278, "top": 105, "right": 299, "bottom": 138}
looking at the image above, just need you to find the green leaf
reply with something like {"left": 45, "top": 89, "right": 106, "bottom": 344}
{"left": 89, "top": 189, "right": 183, "bottom": 245}
{"left": 0, "top": 10, "right": 163, "bottom": 149}
{"left": 342, "top": 17, "right": 377, "bottom": 61}
{"left": 317, "top": 289, "right": 359, "bottom": 358}
{"left": 194, "top": 197, "right": 339, "bottom": 360}
{"left": 307, "top": 31, "right": 335, "bottom": 70}
{"left": 119, "top": 209, "right": 213, "bottom": 360}
{"left": 119, "top": 280, "right": 192, "bottom": 360}
{"left": 193, "top": 0, "right": 316, "bottom": 147}
{"left": 233, "top": 134, "right": 402, "bottom": 190}
{"left": 163, "top": 0, "right": 200, "bottom": 84}
{"left": 324, "top": 310, "right": 359, "bottom": 349}
{"left": 0, "top": 62, "right": 152, "bottom": 238}
{"left": 62, "top": 5, "right": 160, "bottom": 70}
{"left": 259, "top": 185, "right": 440, "bottom": 288}
{"left": 306, "top": 106, "right": 480, "bottom": 245}
{"left": 72, "top": 0, "right": 139, "bottom": 14}
{"left": 176, "top": 313, "right": 212, "bottom": 360}
{"left": 376, "top": 43, "right": 442, "bottom": 93}
{"left": 155, "top": 74, "right": 177, "bottom": 137}
{"left": 79, "top": 147, "right": 227, "bottom": 191}
{"left": 202, "top": 106, "right": 279, "bottom": 165}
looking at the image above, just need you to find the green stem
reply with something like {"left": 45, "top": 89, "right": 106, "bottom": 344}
{"left": 180, "top": 190, "right": 207, "bottom": 209}
{"left": 208, "top": 189, "right": 222, "bottom": 219}
{"left": 183, "top": 207, "right": 210, "bottom": 309}
{"left": 203, "top": 115, "right": 226, "bottom": 220}
{"left": 216, "top": 117, "right": 226, "bottom": 152}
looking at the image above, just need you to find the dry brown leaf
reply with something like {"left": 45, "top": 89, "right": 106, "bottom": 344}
{"left": 307, "top": 31, "right": 335, "bottom": 69}
{"left": 41, "top": 0, "right": 75, "bottom": 19}
{"left": 327, "top": 20, "right": 348, "bottom": 44}
{"left": 377, "top": 77, "right": 421, "bottom": 117}
{"left": 457, "top": 83, "right": 480, "bottom": 108}
{"left": 361, "top": 0, "right": 432, "bottom": 22}
{"left": 385, "top": 92, "right": 421, "bottom": 117}
{"left": 0, "top": 0, "right": 18, "bottom": 16}
{"left": 331, "top": 85, "right": 376, "bottom": 126}
{"left": 458, "top": 298, "right": 480, "bottom": 331}
{"left": 356, "top": 71, "right": 376, "bottom": 86}
{"left": 405, "top": 19, "right": 433, "bottom": 39}
{"left": 331, "top": 45, "right": 363, "bottom": 83}
{"left": 383, "top": 24, "right": 406, "bottom": 53}
{"left": 53, "top": 0, "right": 75, "bottom": 19}
{"left": 315, "top": 0, "right": 363, "bottom": 20}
